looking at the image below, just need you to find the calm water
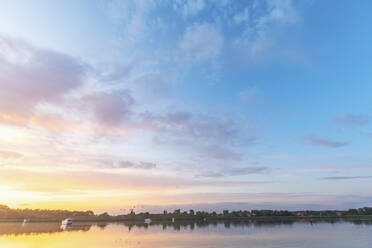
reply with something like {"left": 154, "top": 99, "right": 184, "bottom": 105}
{"left": 0, "top": 220, "right": 371, "bottom": 247}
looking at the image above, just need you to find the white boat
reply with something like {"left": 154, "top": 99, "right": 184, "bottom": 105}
{"left": 22, "top": 219, "right": 30, "bottom": 226}
{"left": 144, "top": 218, "right": 152, "bottom": 224}
{"left": 61, "top": 218, "right": 72, "bottom": 225}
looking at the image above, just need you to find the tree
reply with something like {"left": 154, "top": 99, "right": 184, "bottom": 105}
{"left": 99, "top": 212, "right": 110, "bottom": 218}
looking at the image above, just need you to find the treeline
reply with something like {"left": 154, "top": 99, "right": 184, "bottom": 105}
{"left": 0, "top": 205, "right": 94, "bottom": 219}
{"left": 1, "top": 204, "right": 372, "bottom": 220}
{"left": 111, "top": 207, "right": 372, "bottom": 220}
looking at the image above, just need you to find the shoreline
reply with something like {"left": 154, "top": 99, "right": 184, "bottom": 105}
{"left": 1, "top": 215, "right": 372, "bottom": 223}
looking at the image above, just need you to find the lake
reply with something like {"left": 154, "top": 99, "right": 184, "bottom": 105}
{"left": 0, "top": 220, "right": 371, "bottom": 247}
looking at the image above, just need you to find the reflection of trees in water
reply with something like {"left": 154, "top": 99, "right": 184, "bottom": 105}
{"left": 0, "top": 218, "right": 371, "bottom": 235}
{"left": 117, "top": 218, "right": 372, "bottom": 232}
{"left": 96, "top": 223, "right": 108, "bottom": 230}
{"left": 350, "top": 219, "right": 372, "bottom": 225}
{"left": 0, "top": 222, "right": 92, "bottom": 236}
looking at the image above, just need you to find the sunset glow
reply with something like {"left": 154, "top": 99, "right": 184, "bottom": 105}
{"left": 0, "top": 126, "right": 27, "bottom": 142}
{"left": 1, "top": 0, "right": 372, "bottom": 214}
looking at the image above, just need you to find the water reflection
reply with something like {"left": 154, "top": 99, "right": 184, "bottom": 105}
{"left": 125, "top": 218, "right": 372, "bottom": 233}
{"left": 0, "top": 222, "right": 92, "bottom": 236}
{"left": 0, "top": 219, "right": 371, "bottom": 248}
{"left": 0, "top": 218, "right": 371, "bottom": 236}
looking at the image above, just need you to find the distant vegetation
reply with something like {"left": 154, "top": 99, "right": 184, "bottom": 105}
{"left": 0, "top": 205, "right": 94, "bottom": 220}
{"left": 1, "top": 204, "right": 372, "bottom": 222}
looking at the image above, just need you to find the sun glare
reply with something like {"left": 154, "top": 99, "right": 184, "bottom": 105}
{"left": 0, "top": 126, "right": 27, "bottom": 142}
{"left": 0, "top": 186, "right": 15, "bottom": 199}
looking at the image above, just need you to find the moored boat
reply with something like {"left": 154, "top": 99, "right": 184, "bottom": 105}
{"left": 61, "top": 218, "right": 72, "bottom": 225}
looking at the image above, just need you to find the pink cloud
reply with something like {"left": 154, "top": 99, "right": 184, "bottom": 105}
{"left": 0, "top": 36, "right": 86, "bottom": 125}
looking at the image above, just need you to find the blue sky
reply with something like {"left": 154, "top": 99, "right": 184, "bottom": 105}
{"left": 0, "top": 0, "right": 372, "bottom": 212}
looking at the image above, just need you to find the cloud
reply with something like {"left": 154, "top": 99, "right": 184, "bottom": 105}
{"left": 179, "top": 23, "right": 223, "bottom": 61}
{"left": 175, "top": 0, "right": 205, "bottom": 17}
{"left": 197, "top": 145, "right": 242, "bottom": 161}
{"left": 0, "top": 36, "right": 142, "bottom": 133}
{"left": 303, "top": 136, "right": 350, "bottom": 148}
{"left": 334, "top": 113, "right": 369, "bottom": 127}
{"left": 227, "top": 166, "right": 268, "bottom": 176}
{"left": 108, "top": 0, "right": 158, "bottom": 44}
{"left": 116, "top": 161, "right": 156, "bottom": 169}
{"left": 200, "top": 166, "right": 268, "bottom": 178}
{"left": 257, "top": 0, "right": 298, "bottom": 26}
{"left": 141, "top": 110, "right": 257, "bottom": 162}
{"left": 197, "top": 171, "right": 224, "bottom": 178}
{"left": 31, "top": 115, "right": 82, "bottom": 132}
{"left": 0, "top": 36, "right": 86, "bottom": 125}
{"left": 0, "top": 168, "right": 269, "bottom": 194}
{"left": 238, "top": 87, "right": 263, "bottom": 104}
{"left": 83, "top": 90, "right": 135, "bottom": 127}
{"left": 142, "top": 111, "right": 243, "bottom": 145}
{"left": 99, "top": 52, "right": 152, "bottom": 83}
{"left": 132, "top": 71, "right": 174, "bottom": 100}
{"left": 322, "top": 176, "right": 372, "bottom": 180}
{"left": 233, "top": 8, "right": 250, "bottom": 24}
{"left": 233, "top": 0, "right": 298, "bottom": 56}
{"left": 165, "top": 111, "right": 193, "bottom": 123}
{"left": 0, "top": 150, "right": 23, "bottom": 159}
{"left": 92, "top": 159, "right": 156, "bottom": 170}
{"left": 298, "top": 166, "right": 370, "bottom": 174}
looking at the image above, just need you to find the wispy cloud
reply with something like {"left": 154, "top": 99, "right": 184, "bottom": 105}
{"left": 233, "top": 0, "right": 299, "bottom": 57}
{"left": 334, "top": 113, "right": 369, "bottom": 127}
{"left": 233, "top": 7, "right": 250, "bottom": 24}
{"left": 141, "top": 111, "right": 243, "bottom": 145}
{"left": 0, "top": 150, "right": 23, "bottom": 159}
{"left": 175, "top": 0, "right": 206, "bottom": 17}
{"left": 322, "top": 176, "right": 372, "bottom": 180}
{"left": 92, "top": 159, "right": 157, "bottom": 170}
{"left": 197, "top": 145, "right": 242, "bottom": 161}
{"left": 179, "top": 23, "right": 223, "bottom": 62}
{"left": 302, "top": 135, "right": 350, "bottom": 148}
{"left": 107, "top": 0, "right": 159, "bottom": 45}
{"left": 199, "top": 166, "right": 268, "bottom": 178}
{"left": 117, "top": 161, "right": 156, "bottom": 169}
{"left": 0, "top": 168, "right": 270, "bottom": 193}
{"left": 298, "top": 166, "right": 370, "bottom": 174}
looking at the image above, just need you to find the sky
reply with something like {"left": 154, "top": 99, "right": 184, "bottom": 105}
{"left": 0, "top": 0, "right": 372, "bottom": 213}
